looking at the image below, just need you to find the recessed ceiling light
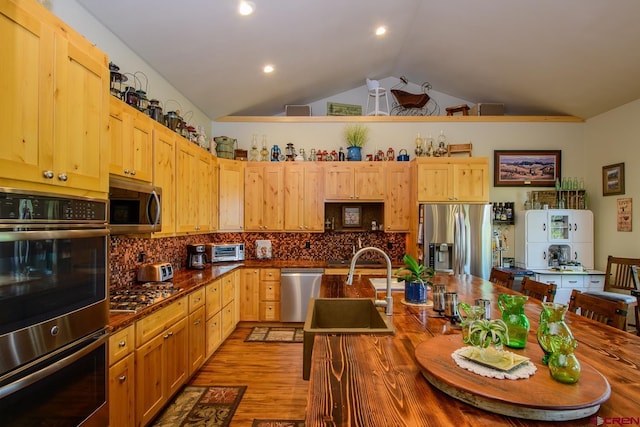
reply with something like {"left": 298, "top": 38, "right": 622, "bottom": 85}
{"left": 263, "top": 64, "right": 274, "bottom": 74}
{"left": 239, "top": 1, "right": 255, "bottom": 16}
{"left": 375, "top": 26, "right": 387, "bottom": 36}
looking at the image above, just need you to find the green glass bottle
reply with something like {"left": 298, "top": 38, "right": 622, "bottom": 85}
{"left": 547, "top": 335, "right": 581, "bottom": 384}
{"left": 537, "top": 302, "right": 574, "bottom": 364}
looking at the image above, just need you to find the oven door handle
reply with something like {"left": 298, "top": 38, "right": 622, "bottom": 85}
{"left": 0, "top": 331, "right": 108, "bottom": 399}
{"left": 0, "top": 228, "right": 109, "bottom": 242}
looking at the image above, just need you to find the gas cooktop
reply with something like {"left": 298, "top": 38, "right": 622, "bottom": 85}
{"left": 109, "top": 282, "right": 182, "bottom": 313}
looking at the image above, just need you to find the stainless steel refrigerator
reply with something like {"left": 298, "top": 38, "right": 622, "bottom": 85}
{"left": 420, "top": 204, "right": 492, "bottom": 279}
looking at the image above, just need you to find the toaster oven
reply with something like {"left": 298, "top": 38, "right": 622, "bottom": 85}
{"left": 207, "top": 243, "right": 245, "bottom": 263}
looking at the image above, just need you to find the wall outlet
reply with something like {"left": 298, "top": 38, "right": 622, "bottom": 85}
{"left": 387, "top": 241, "right": 393, "bottom": 250}
{"left": 137, "top": 251, "right": 146, "bottom": 262}
{"left": 305, "top": 241, "right": 311, "bottom": 249}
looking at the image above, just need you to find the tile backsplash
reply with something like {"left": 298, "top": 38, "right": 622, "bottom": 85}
{"left": 110, "top": 232, "right": 407, "bottom": 288}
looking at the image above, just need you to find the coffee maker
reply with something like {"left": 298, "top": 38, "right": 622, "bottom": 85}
{"left": 186, "top": 244, "right": 207, "bottom": 269}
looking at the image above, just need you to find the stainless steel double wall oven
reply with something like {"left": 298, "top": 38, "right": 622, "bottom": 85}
{"left": 0, "top": 188, "right": 109, "bottom": 426}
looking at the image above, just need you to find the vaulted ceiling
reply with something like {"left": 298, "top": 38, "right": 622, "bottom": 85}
{"left": 76, "top": 0, "right": 640, "bottom": 120}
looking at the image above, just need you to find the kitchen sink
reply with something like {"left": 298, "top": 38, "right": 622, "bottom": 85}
{"left": 327, "top": 259, "right": 384, "bottom": 267}
{"left": 302, "top": 298, "right": 395, "bottom": 379}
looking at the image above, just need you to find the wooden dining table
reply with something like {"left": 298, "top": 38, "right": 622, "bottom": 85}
{"left": 305, "top": 273, "right": 640, "bottom": 426}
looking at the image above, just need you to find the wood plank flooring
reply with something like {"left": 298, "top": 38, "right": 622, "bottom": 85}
{"left": 189, "top": 325, "right": 308, "bottom": 425}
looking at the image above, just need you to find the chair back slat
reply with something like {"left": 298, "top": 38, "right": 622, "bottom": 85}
{"left": 521, "top": 277, "right": 557, "bottom": 302}
{"left": 605, "top": 256, "right": 640, "bottom": 292}
{"left": 489, "top": 268, "right": 515, "bottom": 289}
{"left": 568, "top": 289, "right": 628, "bottom": 330}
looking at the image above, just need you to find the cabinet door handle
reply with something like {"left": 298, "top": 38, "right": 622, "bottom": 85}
{"left": 119, "top": 375, "right": 127, "bottom": 382}
{"left": 57, "top": 173, "right": 68, "bottom": 182}
{"left": 43, "top": 170, "right": 54, "bottom": 179}
{"left": 543, "top": 224, "right": 546, "bottom": 231}
{"left": 194, "top": 319, "right": 201, "bottom": 326}
{"left": 130, "top": 170, "right": 136, "bottom": 176}
{"left": 118, "top": 341, "right": 127, "bottom": 348}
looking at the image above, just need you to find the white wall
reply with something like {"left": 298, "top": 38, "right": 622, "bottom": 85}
{"left": 585, "top": 99, "right": 640, "bottom": 270}
{"left": 47, "top": 0, "right": 212, "bottom": 134}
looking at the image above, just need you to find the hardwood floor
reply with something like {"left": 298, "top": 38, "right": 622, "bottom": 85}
{"left": 189, "top": 325, "right": 308, "bottom": 425}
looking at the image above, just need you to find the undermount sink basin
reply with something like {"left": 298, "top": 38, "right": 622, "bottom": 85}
{"left": 327, "top": 259, "right": 384, "bottom": 267}
{"left": 302, "top": 298, "right": 395, "bottom": 379}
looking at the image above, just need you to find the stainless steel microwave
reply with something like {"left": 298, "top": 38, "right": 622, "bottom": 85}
{"left": 108, "top": 177, "right": 161, "bottom": 234}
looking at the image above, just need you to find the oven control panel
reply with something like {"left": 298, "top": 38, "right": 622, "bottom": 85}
{"left": 0, "top": 190, "right": 107, "bottom": 222}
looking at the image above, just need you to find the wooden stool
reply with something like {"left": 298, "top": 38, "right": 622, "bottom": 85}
{"left": 445, "top": 104, "right": 470, "bottom": 116}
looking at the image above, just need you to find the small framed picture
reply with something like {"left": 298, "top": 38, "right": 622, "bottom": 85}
{"left": 342, "top": 206, "right": 362, "bottom": 227}
{"left": 602, "top": 163, "right": 625, "bottom": 196}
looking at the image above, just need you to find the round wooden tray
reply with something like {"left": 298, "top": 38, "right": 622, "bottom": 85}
{"left": 415, "top": 335, "right": 611, "bottom": 421}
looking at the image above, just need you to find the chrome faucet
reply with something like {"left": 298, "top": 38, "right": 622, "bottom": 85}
{"left": 346, "top": 246, "right": 393, "bottom": 316}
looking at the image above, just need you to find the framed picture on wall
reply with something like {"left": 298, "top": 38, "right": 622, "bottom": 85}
{"left": 342, "top": 206, "right": 362, "bottom": 227}
{"left": 602, "top": 163, "right": 625, "bottom": 196}
{"left": 494, "top": 150, "right": 561, "bottom": 187}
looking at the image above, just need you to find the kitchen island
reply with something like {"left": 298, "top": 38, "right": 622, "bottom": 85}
{"left": 306, "top": 274, "right": 640, "bottom": 426}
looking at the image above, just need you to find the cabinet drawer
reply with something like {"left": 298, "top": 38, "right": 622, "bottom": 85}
{"left": 259, "top": 281, "right": 281, "bottom": 301}
{"left": 188, "top": 287, "right": 206, "bottom": 312}
{"left": 109, "top": 325, "right": 134, "bottom": 365}
{"left": 260, "top": 268, "right": 281, "bottom": 281}
{"left": 205, "top": 278, "right": 222, "bottom": 318}
{"left": 560, "top": 275, "right": 585, "bottom": 288}
{"left": 584, "top": 275, "right": 605, "bottom": 291}
{"left": 259, "top": 302, "right": 281, "bottom": 321}
{"left": 136, "top": 297, "right": 188, "bottom": 347}
{"left": 535, "top": 274, "right": 562, "bottom": 286}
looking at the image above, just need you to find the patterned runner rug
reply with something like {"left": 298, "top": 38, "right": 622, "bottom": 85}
{"left": 152, "top": 385, "right": 246, "bottom": 427}
{"left": 244, "top": 326, "right": 304, "bottom": 343}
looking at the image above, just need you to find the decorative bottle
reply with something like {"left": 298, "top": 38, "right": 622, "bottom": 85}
{"left": 537, "top": 302, "right": 574, "bottom": 364}
{"left": 497, "top": 294, "right": 530, "bottom": 348}
{"left": 547, "top": 335, "right": 581, "bottom": 384}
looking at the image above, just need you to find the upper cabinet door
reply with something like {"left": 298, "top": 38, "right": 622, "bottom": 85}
{"left": 0, "top": 2, "right": 54, "bottom": 186}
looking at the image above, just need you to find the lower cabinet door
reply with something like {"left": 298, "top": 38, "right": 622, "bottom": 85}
{"left": 109, "top": 353, "right": 135, "bottom": 427}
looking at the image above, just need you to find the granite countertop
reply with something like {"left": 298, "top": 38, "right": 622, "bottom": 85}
{"left": 108, "top": 259, "right": 399, "bottom": 330}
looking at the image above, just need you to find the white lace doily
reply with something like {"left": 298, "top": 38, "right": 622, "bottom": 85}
{"left": 451, "top": 348, "right": 537, "bottom": 380}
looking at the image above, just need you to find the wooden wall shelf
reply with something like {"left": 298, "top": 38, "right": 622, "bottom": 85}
{"left": 215, "top": 115, "right": 584, "bottom": 123}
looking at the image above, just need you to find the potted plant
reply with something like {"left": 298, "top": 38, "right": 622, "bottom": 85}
{"left": 467, "top": 318, "right": 510, "bottom": 363}
{"left": 395, "top": 254, "right": 435, "bottom": 304}
{"left": 343, "top": 124, "right": 369, "bottom": 161}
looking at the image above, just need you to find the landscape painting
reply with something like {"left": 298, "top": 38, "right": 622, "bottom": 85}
{"left": 494, "top": 150, "right": 561, "bottom": 187}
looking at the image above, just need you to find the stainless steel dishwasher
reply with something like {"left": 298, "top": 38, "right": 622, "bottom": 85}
{"left": 280, "top": 268, "right": 324, "bottom": 322}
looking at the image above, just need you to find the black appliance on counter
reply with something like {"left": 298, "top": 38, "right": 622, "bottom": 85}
{"left": 186, "top": 244, "right": 207, "bottom": 269}
{"left": 0, "top": 188, "right": 109, "bottom": 426}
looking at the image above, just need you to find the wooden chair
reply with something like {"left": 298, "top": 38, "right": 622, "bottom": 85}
{"left": 584, "top": 256, "right": 640, "bottom": 331}
{"left": 447, "top": 143, "right": 473, "bottom": 157}
{"left": 568, "top": 290, "right": 628, "bottom": 330}
{"left": 520, "top": 277, "right": 557, "bottom": 302}
{"left": 489, "top": 268, "right": 515, "bottom": 289}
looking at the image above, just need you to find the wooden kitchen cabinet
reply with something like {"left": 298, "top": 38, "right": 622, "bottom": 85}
{"left": 245, "top": 163, "right": 284, "bottom": 231}
{"left": 284, "top": 163, "right": 325, "bottom": 232}
{"left": 259, "top": 268, "right": 281, "bottom": 321}
{"left": 176, "top": 139, "right": 214, "bottom": 234}
{"left": 239, "top": 268, "right": 260, "bottom": 321}
{"left": 135, "top": 297, "right": 188, "bottom": 426}
{"left": 108, "top": 325, "right": 135, "bottom": 427}
{"left": 415, "top": 158, "right": 489, "bottom": 203}
{"left": 0, "top": 0, "right": 109, "bottom": 197}
{"left": 152, "top": 124, "right": 177, "bottom": 237}
{"left": 221, "top": 272, "right": 238, "bottom": 338}
{"left": 205, "top": 278, "right": 223, "bottom": 358}
{"left": 109, "top": 97, "right": 153, "bottom": 182}
{"left": 324, "top": 163, "right": 385, "bottom": 201}
{"left": 218, "top": 159, "right": 245, "bottom": 231}
{"left": 188, "top": 306, "right": 206, "bottom": 376}
{"left": 384, "top": 163, "right": 411, "bottom": 231}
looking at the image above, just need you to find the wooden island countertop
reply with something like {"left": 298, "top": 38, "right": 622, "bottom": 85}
{"left": 307, "top": 274, "right": 640, "bottom": 426}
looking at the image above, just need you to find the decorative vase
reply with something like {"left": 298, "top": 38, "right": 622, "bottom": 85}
{"left": 497, "top": 294, "right": 530, "bottom": 349}
{"left": 537, "top": 302, "right": 574, "bottom": 364}
{"left": 346, "top": 146, "right": 362, "bottom": 161}
{"left": 457, "top": 303, "right": 486, "bottom": 344}
{"left": 404, "top": 281, "right": 427, "bottom": 304}
{"left": 547, "top": 335, "right": 581, "bottom": 384}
